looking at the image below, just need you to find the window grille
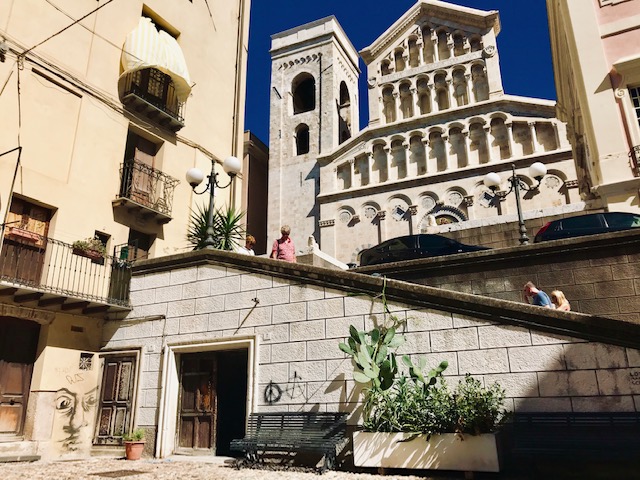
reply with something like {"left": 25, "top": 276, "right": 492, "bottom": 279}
{"left": 630, "top": 86, "right": 640, "bottom": 129}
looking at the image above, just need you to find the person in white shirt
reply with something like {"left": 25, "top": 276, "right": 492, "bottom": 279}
{"left": 237, "top": 235, "right": 256, "bottom": 255}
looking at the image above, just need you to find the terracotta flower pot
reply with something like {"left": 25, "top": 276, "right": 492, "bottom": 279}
{"left": 124, "top": 441, "right": 145, "bottom": 460}
{"left": 6, "top": 227, "right": 40, "bottom": 243}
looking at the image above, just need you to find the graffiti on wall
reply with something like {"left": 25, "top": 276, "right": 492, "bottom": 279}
{"left": 51, "top": 352, "right": 98, "bottom": 454}
{"left": 55, "top": 384, "right": 98, "bottom": 451}
{"left": 264, "top": 371, "right": 306, "bottom": 405}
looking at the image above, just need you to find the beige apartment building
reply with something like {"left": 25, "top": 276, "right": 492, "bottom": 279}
{"left": 0, "top": 0, "right": 250, "bottom": 460}
{"left": 268, "top": 0, "right": 583, "bottom": 265}
{"left": 547, "top": 0, "right": 640, "bottom": 211}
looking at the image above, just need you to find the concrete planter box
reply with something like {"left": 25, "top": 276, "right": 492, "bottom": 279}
{"left": 352, "top": 431, "right": 500, "bottom": 473}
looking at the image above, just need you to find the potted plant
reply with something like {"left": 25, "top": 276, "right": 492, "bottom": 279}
{"left": 122, "top": 428, "right": 145, "bottom": 460}
{"left": 72, "top": 237, "right": 107, "bottom": 263}
{"left": 5, "top": 225, "right": 41, "bottom": 243}
{"left": 339, "top": 287, "right": 507, "bottom": 473}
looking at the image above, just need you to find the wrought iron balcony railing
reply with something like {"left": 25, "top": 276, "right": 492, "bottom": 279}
{"left": 630, "top": 145, "right": 640, "bottom": 177}
{"left": 115, "top": 158, "right": 179, "bottom": 223}
{"left": 0, "top": 226, "right": 131, "bottom": 308}
{"left": 120, "top": 67, "right": 185, "bottom": 132}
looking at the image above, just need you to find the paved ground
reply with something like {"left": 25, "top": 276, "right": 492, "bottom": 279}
{"left": 3, "top": 455, "right": 633, "bottom": 479}
{"left": 0, "top": 456, "right": 455, "bottom": 480}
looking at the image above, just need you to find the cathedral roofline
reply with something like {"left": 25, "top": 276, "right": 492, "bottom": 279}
{"left": 360, "top": 0, "right": 500, "bottom": 64}
{"left": 270, "top": 15, "right": 359, "bottom": 68}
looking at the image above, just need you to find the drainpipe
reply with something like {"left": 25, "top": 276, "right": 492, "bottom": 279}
{"left": 230, "top": 0, "right": 248, "bottom": 208}
{"left": 318, "top": 52, "right": 322, "bottom": 154}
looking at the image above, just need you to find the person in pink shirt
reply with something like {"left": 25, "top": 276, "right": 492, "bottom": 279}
{"left": 270, "top": 225, "right": 296, "bottom": 262}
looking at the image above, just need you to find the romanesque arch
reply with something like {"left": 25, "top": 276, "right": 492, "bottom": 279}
{"left": 292, "top": 73, "right": 315, "bottom": 114}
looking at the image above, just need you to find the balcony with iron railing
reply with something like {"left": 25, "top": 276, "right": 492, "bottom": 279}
{"left": 0, "top": 225, "right": 132, "bottom": 317}
{"left": 120, "top": 67, "right": 185, "bottom": 132}
{"left": 112, "top": 158, "right": 179, "bottom": 224}
{"left": 630, "top": 145, "right": 640, "bottom": 177}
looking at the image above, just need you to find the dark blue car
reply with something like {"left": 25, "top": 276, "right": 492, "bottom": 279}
{"left": 357, "top": 234, "right": 489, "bottom": 266}
{"left": 534, "top": 212, "right": 640, "bottom": 242}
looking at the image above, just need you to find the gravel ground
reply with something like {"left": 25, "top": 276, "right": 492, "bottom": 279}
{"left": 0, "top": 457, "right": 456, "bottom": 480}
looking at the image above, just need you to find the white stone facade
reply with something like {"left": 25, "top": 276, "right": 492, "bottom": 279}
{"left": 268, "top": 0, "right": 582, "bottom": 263}
{"left": 103, "top": 258, "right": 640, "bottom": 457}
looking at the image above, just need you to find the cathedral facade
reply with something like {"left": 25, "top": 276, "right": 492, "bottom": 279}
{"left": 268, "top": 0, "right": 582, "bottom": 264}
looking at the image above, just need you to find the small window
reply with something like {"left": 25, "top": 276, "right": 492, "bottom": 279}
{"left": 630, "top": 86, "right": 640, "bottom": 129}
{"left": 95, "top": 231, "right": 110, "bottom": 253}
{"left": 117, "top": 229, "right": 153, "bottom": 261}
{"left": 295, "top": 124, "right": 310, "bottom": 155}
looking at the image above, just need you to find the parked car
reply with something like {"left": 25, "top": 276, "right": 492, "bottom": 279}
{"left": 534, "top": 212, "right": 640, "bottom": 242}
{"left": 357, "top": 234, "right": 489, "bottom": 266}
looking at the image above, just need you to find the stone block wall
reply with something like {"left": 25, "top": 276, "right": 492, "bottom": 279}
{"left": 102, "top": 255, "right": 640, "bottom": 451}
{"left": 361, "top": 229, "right": 640, "bottom": 323}
{"left": 438, "top": 207, "right": 599, "bottom": 249}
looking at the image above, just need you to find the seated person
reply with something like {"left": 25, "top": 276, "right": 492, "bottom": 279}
{"left": 551, "top": 290, "right": 571, "bottom": 311}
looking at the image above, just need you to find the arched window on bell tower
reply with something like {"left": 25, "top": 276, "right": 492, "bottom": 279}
{"left": 292, "top": 73, "right": 316, "bottom": 114}
{"left": 295, "top": 123, "right": 310, "bottom": 155}
{"left": 338, "top": 82, "right": 352, "bottom": 144}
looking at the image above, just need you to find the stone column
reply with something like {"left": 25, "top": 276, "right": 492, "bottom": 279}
{"left": 442, "top": 134, "right": 452, "bottom": 171}
{"left": 552, "top": 122, "right": 561, "bottom": 151}
{"left": 461, "top": 129, "right": 471, "bottom": 167}
{"left": 410, "top": 86, "right": 418, "bottom": 118}
{"left": 428, "top": 83, "right": 435, "bottom": 113}
{"left": 365, "top": 151, "right": 373, "bottom": 185}
{"left": 383, "top": 146, "right": 391, "bottom": 183}
{"left": 422, "top": 138, "right": 430, "bottom": 174}
{"left": 505, "top": 122, "right": 515, "bottom": 159}
{"left": 393, "top": 91, "right": 400, "bottom": 123}
{"left": 349, "top": 159, "right": 356, "bottom": 188}
{"left": 464, "top": 73, "right": 472, "bottom": 106}
{"left": 528, "top": 121, "right": 540, "bottom": 154}
{"left": 416, "top": 39, "right": 424, "bottom": 66}
{"left": 446, "top": 78, "right": 454, "bottom": 110}
{"left": 484, "top": 125, "right": 493, "bottom": 163}
{"left": 431, "top": 31, "right": 438, "bottom": 62}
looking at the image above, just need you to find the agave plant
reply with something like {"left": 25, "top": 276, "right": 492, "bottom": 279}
{"left": 186, "top": 203, "right": 246, "bottom": 251}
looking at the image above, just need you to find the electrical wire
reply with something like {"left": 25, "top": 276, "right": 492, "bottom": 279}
{"left": 2, "top": 7, "right": 222, "bottom": 165}
{"left": 43, "top": 0, "right": 148, "bottom": 67}
{"left": 20, "top": 0, "right": 115, "bottom": 57}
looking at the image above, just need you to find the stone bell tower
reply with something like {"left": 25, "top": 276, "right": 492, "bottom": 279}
{"left": 267, "top": 16, "right": 360, "bottom": 253}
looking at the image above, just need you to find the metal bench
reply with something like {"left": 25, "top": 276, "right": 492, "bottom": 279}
{"left": 230, "top": 412, "right": 348, "bottom": 472}
{"left": 510, "top": 412, "right": 640, "bottom": 464}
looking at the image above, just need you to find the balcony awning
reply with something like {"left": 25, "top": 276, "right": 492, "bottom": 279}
{"left": 120, "top": 17, "right": 192, "bottom": 102}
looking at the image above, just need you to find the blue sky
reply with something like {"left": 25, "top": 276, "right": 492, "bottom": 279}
{"left": 244, "top": 0, "right": 555, "bottom": 146}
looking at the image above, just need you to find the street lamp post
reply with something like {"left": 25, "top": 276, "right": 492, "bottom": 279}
{"left": 185, "top": 155, "right": 241, "bottom": 249}
{"left": 483, "top": 162, "right": 547, "bottom": 245}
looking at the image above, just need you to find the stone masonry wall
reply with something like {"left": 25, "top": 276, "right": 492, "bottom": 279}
{"left": 102, "top": 259, "right": 640, "bottom": 447}
{"left": 359, "top": 229, "right": 640, "bottom": 323}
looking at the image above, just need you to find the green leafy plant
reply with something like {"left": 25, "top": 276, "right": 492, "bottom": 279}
{"left": 452, "top": 374, "right": 508, "bottom": 435}
{"left": 339, "top": 278, "right": 506, "bottom": 436}
{"left": 339, "top": 280, "right": 407, "bottom": 391}
{"left": 72, "top": 237, "right": 107, "bottom": 255}
{"left": 362, "top": 374, "right": 506, "bottom": 436}
{"left": 186, "top": 204, "right": 245, "bottom": 251}
{"left": 402, "top": 355, "right": 448, "bottom": 391}
{"left": 122, "top": 427, "right": 145, "bottom": 442}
